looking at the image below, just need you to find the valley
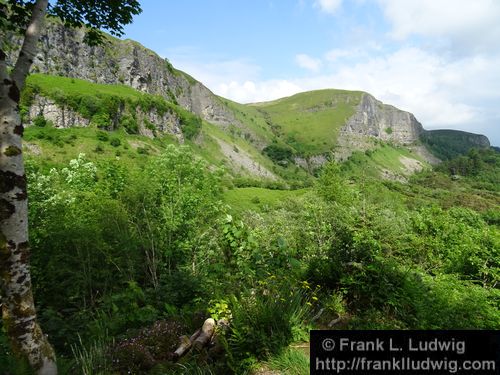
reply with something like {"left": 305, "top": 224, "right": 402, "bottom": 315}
{"left": 1, "top": 12, "right": 499, "bottom": 375}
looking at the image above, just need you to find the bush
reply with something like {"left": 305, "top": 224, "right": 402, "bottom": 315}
{"left": 179, "top": 112, "right": 202, "bottom": 139}
{"left": 263, "top": 143, "right": 294, "bottom": 165}
{"left": 110, "top": 137, "right": 121, "bottom": 147}
{"left": 91, "top": 113, "right": 111, "bottom": 129}
{"left": 137, "top": 146, "right": 149, "bottom": 155}
{"left": 120, "top": 115, "right": 138, "bottom": 134}
{"left": 33, "top": 115, "right": 48, "bottom": 127}
{"left": 96, "top": 130, "right": 109, "bottom": 142}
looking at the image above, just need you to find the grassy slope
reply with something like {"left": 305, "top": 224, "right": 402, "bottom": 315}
{"left": 218, "top": 97, "right": 276, "bottom": 143}
{"left": 250, "top": 89, "right": 363, "bottom": 155}
{"left": 202, "top": 121, "right": 277, "bottom": 176}
{"left": 23, "top": 126, "right": 176, "bottom": 170}
{"left": 342, "top": 144, "right": 430, "bottom": 179}
{"left": 224, "top": 187, "right": 308, "bottom": 213}
{"left": 25, "top": 74, "right": 144, "bottom": 99}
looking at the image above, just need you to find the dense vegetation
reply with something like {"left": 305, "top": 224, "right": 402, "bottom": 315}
{"left": 1, "top": 123, "right": 498, "bottom": 373}
{"left": 421, "top": 129, "right": 490, "bottom": 160}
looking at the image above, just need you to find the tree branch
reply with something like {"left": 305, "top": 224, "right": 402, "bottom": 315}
{"left": 11, "top": 0, "right": 49, "bottom": 92}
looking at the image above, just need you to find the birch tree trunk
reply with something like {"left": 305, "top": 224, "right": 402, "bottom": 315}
{"left": 0, "top": 1, "right": 57, "bottom": 373}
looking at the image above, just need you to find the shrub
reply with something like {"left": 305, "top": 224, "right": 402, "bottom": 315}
{"left": 91, "top": 113, "right": 111, "bottom": 129}
{"left": 144, "top": 119, "right": 156, "bottom": 131}
{"left": 263, "top": 144, "right": 294, "bottom": 165}
{"left": 33, "top": 114, "right": 48, "bottom": 127}
{"left": 110, "top": 137, "right": 121, "bottom": 147}
{"left": 137, "top": 146, "right": 149, "bottom": 155}
{"left": 120, "top": 115, "right": 138, "bottom": 134}
{"left": 94, "top": 143, "right": 105, "bottom": 153}
{"left": 179, "top": 111, "right": 202, "bottom": 139}
{"left": 96, "top": 130, "right": 109, "bottom": 142}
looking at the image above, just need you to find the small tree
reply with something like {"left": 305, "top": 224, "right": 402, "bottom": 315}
{"left": 0, "top": 1, "right": 141, "bottom": 374}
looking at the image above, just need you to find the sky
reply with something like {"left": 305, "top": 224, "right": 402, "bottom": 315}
{"left": 123, "top": 0, "right": 500, "bottom": 146}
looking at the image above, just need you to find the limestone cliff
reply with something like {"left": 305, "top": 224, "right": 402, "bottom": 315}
{"left": 25, "top": 94, "right": 184, "bottom": 141}
{"left": 336, "top": 93, "right": 424, "bottom": 160}
{"left": 8, "top": 20, "right": 240, "bottom": 132}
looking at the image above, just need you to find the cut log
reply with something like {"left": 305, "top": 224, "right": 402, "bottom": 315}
{"left": 192, "top": 318, "right": 216, "bottom": 351}
{"left": 173, "top": 335, "right": 192, "bottom": 359}
{"left": 172, "top": 319, "right": 217, "bottom": 361}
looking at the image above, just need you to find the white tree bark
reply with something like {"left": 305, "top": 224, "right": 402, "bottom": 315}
{"left": 0, "top": 0, "right": 57, "bottom": 374}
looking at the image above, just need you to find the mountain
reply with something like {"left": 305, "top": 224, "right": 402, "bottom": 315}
{"left": 9, "top": 20, "right": 491, "bottom": 183}
{"left": 421, "top": 129, "right": 491, "bottom": 160}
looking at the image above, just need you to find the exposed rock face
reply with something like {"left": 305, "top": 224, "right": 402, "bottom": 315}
{"left": 215, "top": 138, "right": 277, "bottom": 180}
{"left": 135, "top": 108, "right": 184, "bottom": 141}
{"left": 8, "top": 21, "right": 238, "bottom": 130}
{"left": 26, "top": 95, "right": 184, "bottom": 142}
{"left": 466, "top": 134, "right": 489, "bottom": 147}
{"left": 28, "top": 95, "right": 90, "bottom": 128}
{"left": 294, "top": 155, "right": 329, "bottom": 172}
{"left": 336, "top": 93, "right": 424, "bottom": 160}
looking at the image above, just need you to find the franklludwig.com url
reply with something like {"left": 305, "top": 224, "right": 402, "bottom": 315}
{"left": 315, "top": 356, "right": 496, "bottom": 373}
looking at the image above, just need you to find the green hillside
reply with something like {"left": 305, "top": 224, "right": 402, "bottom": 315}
{"left": 224, "top": 187, "right": 309, "bottom": 213}
{"left": 250, "top": 89, "right": 363, "bottom": 155}
{"left": 421, "top": 129, "right": 490, "bottom": 160}
{"left": 341, "top": 143, "right": 429, "bottom": 180}
{"left": 21, "top": 74, "right": 312, "bottom": 186}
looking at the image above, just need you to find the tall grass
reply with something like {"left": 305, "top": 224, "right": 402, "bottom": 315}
{"left": 71, "top": 333, "right": 113, "bottom": 375}
{"left": 227, "top": 284, "right": 311, "bottom": 372}
{"left": 266, "top": 348, "right": 309, "bottom": 375}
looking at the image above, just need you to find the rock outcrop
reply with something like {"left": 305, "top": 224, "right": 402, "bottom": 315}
{"left": 8, "top": 20, "right": 239, "bottom": 131}
{"left": 336, "top": 93, "right": 424, "bottom": 160}
{"left": 26, "top": 95, "right": 184, "bottom": 141}
{"left": 27, "top": 95, "right": 90, "bottom": 128}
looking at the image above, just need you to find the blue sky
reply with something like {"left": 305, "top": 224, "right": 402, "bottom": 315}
{"left": 123, "top": 0, "right": 500, "bottom": 146}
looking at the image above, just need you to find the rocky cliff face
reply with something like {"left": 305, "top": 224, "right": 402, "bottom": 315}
{"left": 27, "top": 95, "right": 184, "bottom": 141}
{"left": 336, "top": 93, "right": 424, "bottom": 159}
{"left": 8, "top": 20, "right": 239, "bottom": 131}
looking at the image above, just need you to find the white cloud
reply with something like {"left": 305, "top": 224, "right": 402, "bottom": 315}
{"left": 295, "top": 53, "right": 322, "bottom": 71}
{"left": 314, "top": 0, "right": 342, "bottom": 14}
{"left": 163, "top": 47, "right": 261, "bottom": 90}
{"left": 216, "top": 80, "right": 303, "bottom": 103}
{"left": 325, "top": 48, "right": 354, "bottom": 62}
{"left": 378, "top": 0, "right": 500, "bottom": 54}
